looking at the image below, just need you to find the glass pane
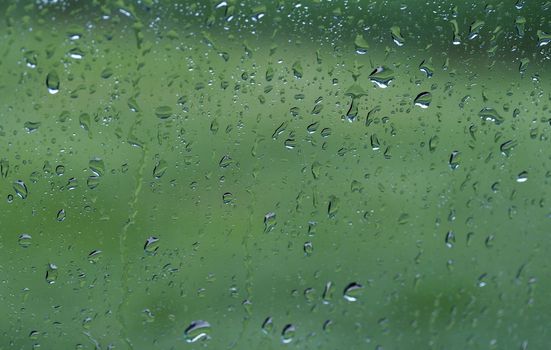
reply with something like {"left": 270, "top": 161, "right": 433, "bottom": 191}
{"left": 1, "top": 1, "right": 549, "bottom": 349}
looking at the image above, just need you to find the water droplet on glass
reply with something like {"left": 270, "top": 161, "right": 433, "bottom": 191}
{"left": 445, "top": 231, "right": 455, "bottom": 248}
{"left": 281, "top": 324, "right": 295, "bottom": 344}
{"left": 369, "top": 66, "right": 394, "bottom": 88}
{"left": 414, "top": 92, "right": 432, "bottom": 108}
{"left": 516, "top": 171, "right": 528, "bottom": 183}
{"left": 46, "top": 263, "right": 58, "bottom": 284}
{"left": 354, "top": 34, "right": 369, "bottom": 54}
{"left": 303, "top": 241, "right": 313, "bottom": 256}
{"left": 144, "top": 236, "right": 160, "bottom": 254}
{"left": 184, "top": 320, "right": 211, "bottom": 343}
{"left": 13, "top": 180, "right": 28, "bottom": 199}
{"left": 323, "top": 319, "right": 333, "bottom": 332}
{"left": 89, "top": 158, "right": 105, "bottom": 177}
{"left": 56, "top": 209, "right": 66, "bottom": 222}
{"left": 261, "top": 317, "right": 273, "bottom": 334}
{"left": 328, "top": 195, "right": 339, "bottom": 218}
{"left": 479, "top": 107, "right": 504, "bottom": 125}
{"left": 343, "top": 282, "right": 363, "bottom": 302}
{"left": 68, "top": 47, "right": 84, "bottom": 59}
{"left": 18, "top": 234, "right": 32, "bottom": 248}
{"left": 390, "top": 26, "right": 405, "bottom": 46}
{"left": 500, "top": 140, "right": 517, "bottom": 156}
{"left": 46, "top": 70, "right": 60, "bottom": 94}
{"left": 222, "top": 192, "right": 233, "bottom": 204}
{"left": 153, "top": 159, "right": 167, "bottom": 179}
{"left": 292, "top": 61, "right": 303, "bottom": 79}
{"left": 322, "top": 281, "right": 334, "bottom": 304}
{"left": 24, "top": 121, "right": 41, "bottom": 133}
{"left": 155, "top": 106, "right": 173, "bottom": 119}
{"left": 477, "top": 273, "right": 487, "bottom": 287}
{"left": 88, "top": 250, "right": 102, "bottom": 264}
{"left": 419, "top": 59, "right": 434, "bottom": 77}
{"left": 536, "top": 30, "right": 551, "bottom": 47}
{"left": 468, "top": 20, "right": 484, "bottom": 40}
{"left": 449, "top": 151, "right": 460, "bottom": 170}
{"left": 264, "top": 212, "right": 277, "bottom": 233}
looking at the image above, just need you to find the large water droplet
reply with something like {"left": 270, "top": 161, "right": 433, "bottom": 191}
{"left": 183, "top": 320, "right": 211, "bottom": 343}
{"left": 343, "top": 282, "right": 363, "bottom": 302}
{"left": 414, "top": 92, "right": 432, "bottom": 108}
{"left": 45, "top": 263, "right": 58, "bottom": 284}
{"left": 144, "top": 236, "right": 160, "bottom": 254}
{"left": 18, "top": 234, "right": 32, "bottom": 248}
{"left": 46, "top": 71, "right": 60, "bottom": 94}
{"left": 13, "top": 180, "right": 28, "bottom": 199}
{"left": 516, "top": 171, "right": 528, "bottom": 183}
{"left": 281, "top": 324, "right": 295, "bottom": 344}
{"left": 369, "top": 66, "right": 394, "bottom": 88}
{"left": 478, "top": 107, "right": 504, "bottom": 125}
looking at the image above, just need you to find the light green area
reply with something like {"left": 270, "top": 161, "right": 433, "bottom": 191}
{"left": 1, "top": 1, "right": 550, "bottom": 349}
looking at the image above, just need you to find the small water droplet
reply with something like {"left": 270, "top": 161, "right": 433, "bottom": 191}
{"left": 222, "top": 192, "right": 233, "bottom": 204}
{"left": 18, "top": 234, "right": 32, "bottom": 248}
{"left": 414, "top": 92, "right": 432, "bottom": 108}
{"left": 155, "top": 106, "right": 173, "bottom": 119}
{"left": 153, "top": 159, "right": 168, "bottom": 179}
{"left": 264, "top": 212, "right": 277, "bottom": 232}
{"left": 13, "top": 180, "right": 28, "bottom": 199}
{"left": 46, "top": 71, "right": 60, "bottom": 94}
{"left": 303, "top": 241, "right": 313, "bottom": 256}
{"left": 322, "top": 281, "right": 334, "bottom": 304}
{"left": 144, "top": 236, "right": 160, "bottom": 254}
{"left": 354, "top": 34, "right": 369, "bottom": 54}
{"left": 24, "top": 121, "right": 41, "bottom": 133}
{"left": 479, "top": 107, "right": 504, "bottom": 125}
{"left": 88, "top": 250, "right": 102, "bottom": 264}
{"left": 281, "top": 324, "right": 295, "bottom": 344}
{"left": 369, "top": 66, "right": 395, "bottom": 88}
{"left": 183, "top": 320, "right": 211, "bottom": 343}
{"left": 449, "top": 151, "right": 460, "bottom": 170}
{"left": 516, "top": 171, "right": 528, "bottom": 183}
{"left": 343, "top": 282, "right": 363, "bottom": 302}
{"left": 390, "top": 26, "right": 405, "bottom": 46}
{"left": 261, "top": 317, "right": 273, "bottom": 334}
{"left": 445, "top": 231, "right": 455, "bottom": 248}
{"left": 46, "top": 263, "right": 58, "bottom": 284}
{"left": 56, "top": 209, "right": 66, "bottom": 222}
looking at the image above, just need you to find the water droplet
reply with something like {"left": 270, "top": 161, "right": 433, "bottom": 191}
{"left": 414, "top": 92, "right": 432, "bottom": 108}
{"left": 369, "top": 66, "right": 394, "bottom": 88}
{"left": 292, "top": 61, "right": 303, "bottom": 78}
{"left": 449, "top": 151, "right": 460, "bottom": 170}
{"left": 13, "top": 180, "right": 28, "bottom": 199}
{"left": 46, "top": 71, "right": 60, "bottom": 94}
{"left": 311, "top": 161, "right": 321, "bottom": 179}
{"left": 450, "top": 19, "right": 462, "bottom": 45}
{"left": 222, "top": 192, "right": 233, "bottom": 204}
{"left": 500, "top": 140, "right": 517, "bottom": 156}
{"left": 153, "top": 159, "right": 167, "bottom": 179}
{"left": 354, "top": 34, "right": 369, "bottom": 54}
{"left": 89, "top": 158, "right": 105, "bottom": 177}
{"left": 79, "top": 113, "right": 91, "bottom": 131}
{"left": 478, "top": 107, "right": 504, "bottom": 125}
{"left": 445, "top": 231, "right": 455, "bottom": 248}
{"left": 343, "top": 282, "right": 363, "bottom": 302}
{"left": 45, "top": 263, "right": 58, "bottom": 284}
{"left": 0, "top": 159, "right": 9, "bottom": 178}
{"left": 56, "top": 209, "right": 66, "bottom": 222}
{"left": 101, "top": 67, "right": 113, "bottom": 79}
{"left": 468, "top": 20, "right": 484, "bottom": 40}
{"left": 155, "top": 106, "right": 173, "bottom": 119}
{"left": 370, "top": 134, "right": 380, "bottom": 150}
{"left": 219, "top": 155, "right": 232, "bottom": 168}
{"left": 184, "top": 320, "right": 211, "bottom": 343}
{"left": 88, "top": 250, "right": 102, "bottom": 264}
{"left": 390, "top": 26, "right": 405, "bottom": 46}
{"left": 261, "top": 317, "right": 273, "bottom": 334}
{"left": 419, "top": 59, "right": 434, "bottom": 77}
{"left": 328, "top": 195, "right": 339, "bottom": 218}
{"left": 303, "top": 241, "right": 313, "bottom": 256}
{"left": 281, "top": 324, "right": 295, "bottom": 344}
{"left": 322, "top": 281, "right": 334, "bottom": 304}
{"left": 515, "top": 16, "right": 526, "bottom": 38}
{"left": 322, "top": 320, "right": 333, "bottom": 332}
{"left": 516, "top": 171, "right": 528, "bottom": 183}
{"left": 264, "top": 212, "right": 277, "bottom": 233}
{"left": 537, "top": 30, "right": 551, "bottom": 47}
{"left": 24, "top": 121, "right": 41, "bottom": 133}
{"left": 144, "top": 236, "right": 160, "bottom": 254}
{"left": 18, "top": 234, "right": 32, "bottom": 248}
{"left": 477, "top": 273, "right": 487, "bottom": 287}
{"left": 272, "top": 122, "right": 288, "bottom": 139}
{"left": 68, "top": 47, "right": 84, "bottom": 59}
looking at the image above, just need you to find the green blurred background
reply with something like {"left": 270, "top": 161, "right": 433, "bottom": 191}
{"left": 1, "top": 0, "right": 550, "bottom": 349}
